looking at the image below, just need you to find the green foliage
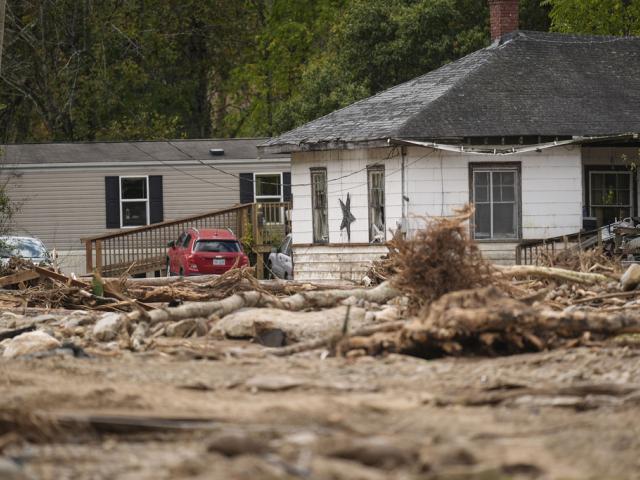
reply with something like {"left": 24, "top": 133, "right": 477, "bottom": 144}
{"left": 544, "top": 0, "right": 640, "bottom": 35}
{"left": 0, "top": 0, "right": 553, "bottom": 142}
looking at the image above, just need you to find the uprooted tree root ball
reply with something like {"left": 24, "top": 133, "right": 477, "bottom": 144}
{"left": 390, "top": 205, "right": 494, "bottom": 311}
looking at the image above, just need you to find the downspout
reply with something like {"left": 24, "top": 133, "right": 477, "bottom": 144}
{"left": 401, "top": 146, "right": 408, "bottom": 235}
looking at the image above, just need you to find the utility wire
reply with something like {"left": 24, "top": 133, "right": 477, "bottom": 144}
{"left": 167, "top": 140, "right": 396, "bottom": 189}
{"left": 129, "top": 143, "right": 237, "bottom": 192}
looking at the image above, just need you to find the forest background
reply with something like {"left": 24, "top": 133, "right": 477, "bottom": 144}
{"left": 1, "top": 0, "right": 639, "bottom": 144}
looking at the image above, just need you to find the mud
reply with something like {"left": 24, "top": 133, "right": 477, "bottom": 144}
{"left": 1, "top": 339, "right": 639, "bottom": 479}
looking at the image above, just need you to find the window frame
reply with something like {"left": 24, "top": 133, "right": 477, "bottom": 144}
{"left": 367, "top": 165, "right": 386, "bottom": 244}
{"left": 587, "top": 169, "right": 634, "bottom": 220}
{"left": 469, "top": 163, "right": 521, "bottom": 241}
{"left": 119, "top": 175, "right": 150, "bottom": 229}
{"left": 253, "top": 172, "right": 283, "bottom": 203}
{"left": 310, "top": 167, "right": 329, "bottom": 244}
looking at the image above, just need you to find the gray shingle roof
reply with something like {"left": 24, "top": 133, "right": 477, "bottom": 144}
{"left": 260, "top": 31, "right": 640, "bottom": 153}
{"left": 2, "top": 138, "right": 287, "bottom": 165}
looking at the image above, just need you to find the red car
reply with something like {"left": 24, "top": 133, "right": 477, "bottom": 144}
{"left": 166, "top": 228, "right": 249, "bottom": 276}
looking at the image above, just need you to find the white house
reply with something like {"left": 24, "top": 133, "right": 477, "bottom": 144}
{"left": 259, "top": 0, "right": 640, "bottom": 282}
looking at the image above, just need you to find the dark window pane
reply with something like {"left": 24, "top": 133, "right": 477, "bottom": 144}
{"left": 500, "top": 171, "right": 515, "bottom": 186}
{"left": 493, "top": 203, "right": 516, "bottom": 237}
{"left": 592, "top": 174, "right": 603, "bottom": 188}
{"left": 501, "top": 186, "right": 515, "bottom": 202}
{"left": 121, "top": 178, "right": 147, "bottom": 199}
{"left": 474, "top": 172, "right": 489, "bottom": 187}
{"left": 617, "top": 189, "right": 630, "bottom": 206}
{"left": 255, "top": 175, "right": 281, "bottom": 197}
{"left": 475, "top": 185, "right": 489, "bottom": 203}
{"left": 591, "top": 189, "right": 604, "bottom": 205}
{"left": 182, "top": 234, "right": 192, "bottom": 248}
{"left": 618, "top": 174, "right": 630, "bottom": 188}
{"left": 492, "top": 184, "right": 501, "bottom": 202}
{"left": 194, "top": 240, "right": 240, "bottom": 252}
{"left": 122, "top": 201, "right": 147, "bottom": 226}
{"left": 475, "top": 204, "right": 491, "bottom": 238}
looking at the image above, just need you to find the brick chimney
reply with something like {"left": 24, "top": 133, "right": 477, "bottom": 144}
{"left": 488, "top": 0, "right": 519, "bottom": 41}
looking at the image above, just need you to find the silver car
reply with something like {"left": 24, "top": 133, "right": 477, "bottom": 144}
{"left": 0, "top": 236, "right": 52, "bottom": 267}
{"left": 267, "top": 234, "right": 293, "bottom": 280}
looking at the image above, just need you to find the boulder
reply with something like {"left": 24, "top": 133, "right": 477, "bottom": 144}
{"left": 2, "top": 331, "right": 61, "bottom": 358}
{"left": 621, "top": 264, "right": 640, "bottom": 291}
{"left": 93, "top": 312, "right": 122, "bottom": 341}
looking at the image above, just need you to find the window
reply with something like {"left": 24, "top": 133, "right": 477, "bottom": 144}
{"left": 120, "top": 177, "right": 149, "bottom": 227}
{"left": 311, "top": 168, "right": 329, "bottom": 243}
{"left": 254, "top": 173, "right": 282, "bottom": 202}
{"left": 368, "top": 166, "right": 385, "bottom": 243}
{"left": 589, "top": 171, "right": 633, "bottom": 225}
{"left": 194, "top": 240, "right": 241, "bottom": 253}
{"left": 472, "top": 166, "right": 520, "bottom": 240}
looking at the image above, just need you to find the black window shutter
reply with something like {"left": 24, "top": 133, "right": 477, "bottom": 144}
{"left": 105, "top": 176, "right": 120, "bottom": 229}
{"left": 239, "top": 173, "right": 254, "bottom": 203}
{"left": 283, "top": 172, "right": 292, "bottom": 202}
{"left": 149, "top": 175, "right": 164, "bottom": 224}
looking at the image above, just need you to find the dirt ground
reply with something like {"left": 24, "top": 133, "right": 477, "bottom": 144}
{"left": 2, "top": 337, "right": 640, "bottom": 480}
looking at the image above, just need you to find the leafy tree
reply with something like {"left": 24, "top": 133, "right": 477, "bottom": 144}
{"left": 276, "top": 0, "right": 551, "bottom": 135}
{"left": 544, "top": 0, "right": 640, "bottom": 35}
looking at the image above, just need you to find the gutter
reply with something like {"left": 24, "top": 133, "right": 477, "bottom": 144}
{"left": 388, "top": 133, "right": 639, "bottom": 155}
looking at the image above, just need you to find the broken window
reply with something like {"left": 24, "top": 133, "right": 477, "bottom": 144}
{"left": 368, "top": 166, "right": 385, "bottom": 243}
{"left": 311, "top": 168, "right": 329, "bottom": 243}
{"left": 472, "top": 167, "right": 519, "bottom": 240}
{"left": 589, "top": 171, "right": 632, "bottom": 225}
{"left": 120, "top": 177, "right": 148, "bottom": 227}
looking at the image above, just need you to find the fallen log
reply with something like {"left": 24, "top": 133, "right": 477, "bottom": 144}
{"left": 267, "top": 320, "right": 406, "bottom": 357}
{"left": 495, "top": 265, "right": 610, "bottom": 285}
{"left": 127, "top": 281, "right": 400, "bottom": 325}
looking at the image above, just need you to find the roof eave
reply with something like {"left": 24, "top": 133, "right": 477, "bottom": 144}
{"left": 258, "top": 138, "right": 392, "bottom": 155}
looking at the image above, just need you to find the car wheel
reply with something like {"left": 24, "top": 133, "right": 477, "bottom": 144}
{"left": 283, "top": 271, "right": 288, "bottom": 280}
{"left": 266, "top": 261, "right": 273, "bottom": 279}
{"left": 179, "top": 268, "right": 184, "bottom": 277}
{"left": 166, "top": 259, "right": 172, "bottom": 277}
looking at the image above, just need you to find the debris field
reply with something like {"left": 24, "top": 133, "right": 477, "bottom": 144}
{"left": 2, "top": 209, "right": 640, "bottom": 479}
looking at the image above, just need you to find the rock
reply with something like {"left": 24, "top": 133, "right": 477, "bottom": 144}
{"left": 31, "top": 314, "right": 59, "bottom": 324}
{"left": 621, "top": 264, "right": 640, "bottom": 291}
{"left": 0, "top": 457, "right": 30, "bottom": 480}
{"left": 93, "top": 313, "right": 123, "bottom": 341}
{"left": 326, "top": 437, "right": 418, "bottom": 469}
{"left": 2, "top": 331, "right": 61, "bottom": 358}
{"left": 245, "top": 374, "right": 306, "bottom": 392}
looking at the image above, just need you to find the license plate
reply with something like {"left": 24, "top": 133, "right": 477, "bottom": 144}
{"left": 213, "top": 258, "right": 225, "bottom": 266}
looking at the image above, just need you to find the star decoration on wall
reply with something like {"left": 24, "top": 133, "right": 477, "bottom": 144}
{"left": 339, "top": 193, "right": 356, "bottom": 241}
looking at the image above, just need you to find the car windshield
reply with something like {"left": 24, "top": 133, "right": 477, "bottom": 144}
{"left": 0, "top": 238, "right": 48, "bottom": 258}
{"left": 194, "top": 240, "right": 240, "bottom": 253}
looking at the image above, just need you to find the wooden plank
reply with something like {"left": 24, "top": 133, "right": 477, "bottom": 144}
{"left": 34, "top": 266, "right": 92, "bottom": 288}
{"left": 0, "top": 270, "right": 39, "bottom": 288}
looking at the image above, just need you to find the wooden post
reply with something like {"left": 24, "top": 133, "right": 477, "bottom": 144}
{"left": 95, "top": 240, "right": 103, "bottom": 274}
{"left": 563, "top": 235, "right": 568, "bottom": 251}
{"left": 597, "top": 228, "right": 603, "bottom": 251}
{"left": 85, "top": 240, "right": 93, "bottom": 274}
{"left": 0, "top": 0, "right": 6, "bottom": 74}
{"left": 251, "top": 204, "right": 261, "bottom": 246}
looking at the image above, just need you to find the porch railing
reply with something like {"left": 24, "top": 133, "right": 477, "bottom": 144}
{"left": 82, "top": 202, "right": 291, "bottom": 277}
{"left": 515, "top": 227, "right": 604, "bottom": 265}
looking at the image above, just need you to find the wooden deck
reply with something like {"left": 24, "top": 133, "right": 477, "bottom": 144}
{"left": 82, "top": 202, "right": 291, "bottom": 278}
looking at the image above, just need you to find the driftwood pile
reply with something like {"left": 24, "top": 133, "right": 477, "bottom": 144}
{"left": 3, "top": 206, "right": 640, "bottom": 360}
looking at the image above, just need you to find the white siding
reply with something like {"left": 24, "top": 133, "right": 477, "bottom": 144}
{"left": 291, "top": 145, "right": 583, "bottom": 277}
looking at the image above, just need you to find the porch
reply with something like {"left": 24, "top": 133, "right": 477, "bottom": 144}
{"left": 82, "top": 202, "right": 290, "bottom": 278}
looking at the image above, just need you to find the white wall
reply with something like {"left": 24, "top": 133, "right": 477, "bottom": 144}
{"left": 291, "top": 144, "right": 583, "bottom": 245}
